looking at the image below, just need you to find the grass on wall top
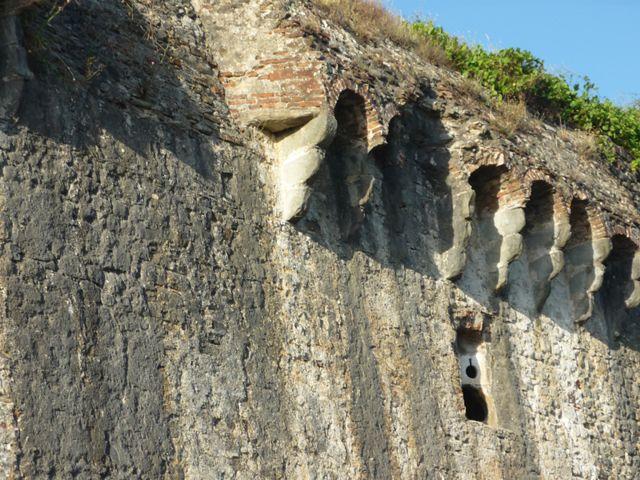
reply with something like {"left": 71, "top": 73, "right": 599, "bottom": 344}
{"left": 313, "top": 0, "right": 640, "bottom": 169}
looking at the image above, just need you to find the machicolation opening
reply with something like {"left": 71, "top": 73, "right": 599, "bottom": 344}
{"left": 326, "top": 90, "right": 372, "bottom": 239}
{"left": 524, "top": 181, "right": 555, "bottom": 227}
{"left": 462, "top": 385, "right": 488, "bottom": 422}
{"left": 522, "top": 180, "right": 556, "bottom": 310}
{"left": 567, "top": 199, "right": 592, "bottom": 249}
{"left": 469, "top": 165, "right": 506, "bottom": 217}
{"left": 601, "top": 235, "right": 637, "bottom": 309}
{"left": 565, "top": 199, "right": 596, "bottom": 321}
{"left": 461, "top": 165, "right": 508, "bottom": 296}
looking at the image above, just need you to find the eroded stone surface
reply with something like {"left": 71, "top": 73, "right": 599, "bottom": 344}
{"left": 1, "top": 1, "right": 640, "bottom": 479}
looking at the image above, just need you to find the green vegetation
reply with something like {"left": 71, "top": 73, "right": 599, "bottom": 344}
{"left": 311, "top": 0, "right": 640, "bottom": 168}
{"left": 411, "top": 21, "right": 640, "bottom": 168}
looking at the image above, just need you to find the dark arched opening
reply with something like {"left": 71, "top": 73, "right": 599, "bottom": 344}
{"left": 602, "top": 235, "right": 637, "bottom": 307}
{"left": 326, "top": 90, "right": 370, "bottom": 240}
{"left": 524, "top": 181, "right": 555, "bottom": 229}
{"left": 333, "top": 90, "right": 368, "bottom": 146}
{"left": 597, "top": 234, "right": 639, "bottom": 346}
{"left": 522, "top": 180, "right": 555, "bottom": 310}
{"left": 461, "top": 165, "right": 508, "bottom": 296}
{"left": 469, "top": 165, "right": 507, "bottom": 218}
{"left": 567, "top": 199, "right": 592, "bottom": 248}
{"left": 565, "top": 199, "right": 595, "bottom": 321}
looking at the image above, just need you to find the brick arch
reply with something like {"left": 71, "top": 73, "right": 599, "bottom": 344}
{"left": 327, "top": 80, "right": 393, "bottom": 149}
{"left": 331, "top": 90, "right": 368, "bottom": 152}
{"left": 608, "top": 223, "right": 640, "bottom": 246}
{"left": 567, "top": 198, "right": 593, "bottom": 247}
{"left": 522, "top": 169, "right": 554, "bottom": 197}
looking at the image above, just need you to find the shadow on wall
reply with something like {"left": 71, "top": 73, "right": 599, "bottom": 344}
{"left": 521, "top": 181, "right": 556, "bottom": 311}
{"left": 15, "top": 0, "right": 226, "bottom": 178}
{"left": 3, "top": 0, "right": 237, "bottom": 477}
{"left": 456, "top": 165, "right": 506, "bottom": 310}
{"left": 564, "top": 199, "right": 596, "bottom": 322}
{"left": 295, "top": 91, "right": 454, "bottom": 280}
{"left": 326, "top": 90, "right": 373, "bottom": 241}
{"left": 591, "top": 235, "right": 640, "bottom": 351}
{"left": 295, "top": 88, "right": 640, "bottom": 353}
{"left": 293, "top": 90, "right": 455, "bottom": 477}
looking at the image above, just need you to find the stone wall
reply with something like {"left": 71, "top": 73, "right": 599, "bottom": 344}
{"left": 0, "top": 0, "right": 639, "bottom": 478}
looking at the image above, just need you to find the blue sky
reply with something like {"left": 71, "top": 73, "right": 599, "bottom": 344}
{"left": 390, "top": 0, "right": 639, "bottom": 105}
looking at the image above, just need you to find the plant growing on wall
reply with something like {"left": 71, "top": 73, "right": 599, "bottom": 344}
{"left": 412, "top": 20, "right": 640, "bottom": 168}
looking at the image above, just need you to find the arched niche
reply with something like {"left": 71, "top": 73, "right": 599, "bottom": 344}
{"left": 325, "top": 90, "right": 374, "bottom": 240}
{"left": 601, "top": 235, "right": 640, "bottom": 310}
{"left": 375, "top": 103, "right": 456, "bottom": 278}
{"left": 565, "top": 199, "right": 597, "bottom": 321}
{"left": 469, "top": 165, "right": 505, "bottom": 219}
{"left": 592, "top": 233, "right": 640, "bottom": 347}
{"left": 458, "top": 164, "right": 512, "bottom": 298}
{"left": 521, "top": 180, "right": 556, "bottom": 311}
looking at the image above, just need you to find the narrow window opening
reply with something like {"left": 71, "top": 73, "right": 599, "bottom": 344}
{"left": 462, "top": 385, "right": 488, "bottom": 422}
{"left": 456, "top": 328, "right": 492, "bottom": 424}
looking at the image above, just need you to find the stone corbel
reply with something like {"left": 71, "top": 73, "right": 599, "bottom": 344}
{"left": 276, "top": 107, "right": 337, "bottom": 222}
{"left": 625, "top": 249, "right": 640, "bottom": 309}
{"left": 0, "top": 13, "right": 33, "bottom": 126}
{"left": 574, "top": 236, "right": 612, "bottom": 322}
{"left": 494, "top": 205, "right": 525, "bottom": 292}
{"left": 549, "top": 198, "right": 571, "bottom": 280}
{"left": 442, "top": 178, "right": 474, "bottom": 280}
{"left": 589, "top": 238, "right": 612, "bottom": 295}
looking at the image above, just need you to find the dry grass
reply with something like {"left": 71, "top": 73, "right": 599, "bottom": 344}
{"left": 489, "top": 99, "right": 529, "bottom": 139}
{"left": 311, "top": 0, "right": 449, "bottom": 66}
{"left": 454, "top": 76, "right": 489, "bottom": 104}
{"left": 558, "top": 127, "right": 601, "bottom": 162}
{"left": 572, "top": 130, "right": 600, "bottom": 161}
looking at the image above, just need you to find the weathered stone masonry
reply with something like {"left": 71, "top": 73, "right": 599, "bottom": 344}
{"left": 205, "top": 0, "right": 640, "bottom": 319}
{"left": 201, "top": 2, "right": 640, "bottom": 477}
{"left": 1, "top": 0, "right": 639, "bottom": 478}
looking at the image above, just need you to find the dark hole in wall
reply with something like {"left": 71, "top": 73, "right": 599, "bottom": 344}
{"left": 523, "top": 181, "right": 554, "bottom": 235}
{"left": 326, "top": 89, "right": 369, "bottom": 240}
{"left": 462, "top": 385, "right": 488, "bottom": 422}
{"left": 565, "top": 199, "right": 596, "bottom": 321}
{"left": 604, "top": 235, "right": 636, "bottom": 293}
{"left": 468, "top": 165, "right": 507, "bottom": 217}
{"left": 465, "top": 364, "right": 478, "bottom": 378}
{"left": 332, "top": 90, "right": 368, "bottom": 148}
{"left": 456, "top": 328, "right": 482, "bottom": 351}
{"left": 596, "top": 234, "right": 638, "bottom": 345}
{"left": 602, "top": 235, "right": 637, "bottom": 305}
{"left": 608, "top": 234, "right": 637, "bottom": 262}
{"left": 566, "top": 199, "right": 592, "bottom": 248}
